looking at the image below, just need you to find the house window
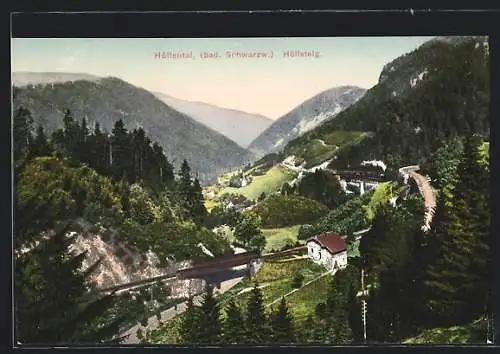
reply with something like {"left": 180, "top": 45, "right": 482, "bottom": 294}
{"left": 312, "top": 247, "right": 321, "bottom": 261}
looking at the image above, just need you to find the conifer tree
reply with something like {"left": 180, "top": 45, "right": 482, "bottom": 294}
{"left": 269, "top": 297, "right": 295, "bottom": 344}
{"left": 180, "top": 297, "right": 201, "bottom": 344}
{"left": 30, "top": 125, "right": 53, "bottom": 158}
{"left": 13, "top": 107, "right": 34, "bottom": 165}
{"left": 179, "top": 159, "right": 192, "bottom": 191}
{"left": 62, "top": 109, "right": 80, "bottom": 157}
{"left": 300, "top": 315, "right": 317, "bottom": 343}
{"left": 131, "top": 128, "right": 146, "bottom": 183}
{"left": 326, "top": 271, "right": 354, "bottom": 344}
{"left": 51, "top": 129, "right": 67, "bottom": 159}
{"left": 152, "top": 142, "right": 174, "bottom": 186}
{"left": 421, "top": 190, "right": 452, "bottom": 323}
{"left": 190, "top": 178, "right": 208, "bottom": 225}
{"left": 63, "top": 109, "right": 75, "bottom": 133}
{"left": 119, "top": 179, "right": 131, "bottom": 219}
{"left": 222, "top": 298, "right": 245, "bottom": 344}
{"left": 88, "top": 121, "right": 108, "bottom": 175}
{"left": 15, "top": 223, "right": 125, "bottom": 344}
{"left": 77, "top": 117, "right": 90, "bottom": 164}
{"left": 245, "top": 282, "right": 269, "bottom": 344}
{"left": 359, "top": 204, "right": 391, "bottom": 274}
{"left": 423, "top": 135, "right": 490, "bottom": 325}
{"left": 177, "top": 159, "right": 194, "bottom": 216}
{"left": 198, "top": 286, "right": 222, "bottom": 345}
{"left": 110, "top": 119, "right": 130, "bottom": 181}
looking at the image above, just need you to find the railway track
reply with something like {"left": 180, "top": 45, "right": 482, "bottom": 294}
{"left": 92, "top": 246, "right": 308, "bottom": 294}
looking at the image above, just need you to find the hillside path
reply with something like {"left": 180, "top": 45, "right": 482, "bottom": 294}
{"left": 265, "top": 271, "right": 331, "bottom": 308}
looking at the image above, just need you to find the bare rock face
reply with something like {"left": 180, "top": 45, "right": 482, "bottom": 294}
{"left": 68, "top": 219, "right": 205, "bottom": 298}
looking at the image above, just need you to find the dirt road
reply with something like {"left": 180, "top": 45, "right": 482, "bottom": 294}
{"left": 400, "top": 166, "right": 436, "bottom": 231}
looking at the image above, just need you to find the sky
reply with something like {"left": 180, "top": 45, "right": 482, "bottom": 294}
{"left": 11, "top": 37, "right": 435, "bottom": 119}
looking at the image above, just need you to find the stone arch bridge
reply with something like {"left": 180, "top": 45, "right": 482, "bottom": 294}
{"left": 93, "top": 246, "right": 306, "bottom": 295}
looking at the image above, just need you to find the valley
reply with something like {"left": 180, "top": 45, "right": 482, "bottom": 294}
{"left": 13, "top": 35, "right": 492, "bottom": 346}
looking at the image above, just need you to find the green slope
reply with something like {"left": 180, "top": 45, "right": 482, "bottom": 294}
{"left": 402, "top": 318, "right": 488, "bottom": 344}
{"left": 145, "top": 255, "right": 329, "bottom": 344}
{"left": 262, "top": 224, "right": 303, "bottom": 253}
{"left": 217, "top": 166, "right": 297, "bottom": 201}
{"left": 285, "top": 130, "right": 366, "bottom": 169}
{"left": 283, "top": 37, "right": 490, "bottom": 172}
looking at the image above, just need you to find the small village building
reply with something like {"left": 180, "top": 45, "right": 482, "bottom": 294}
{"left": 306, "top": 233, "right": 348, "bottom": 274}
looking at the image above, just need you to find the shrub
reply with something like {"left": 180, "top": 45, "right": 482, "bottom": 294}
{"left": 115, "top": 246, "right": 126, "bottom": 259}
{"left": 123, "top": 256, "right": 134, "bottom": 267}
{"left": 71, "top": 222, "right": 85, "bottom": 233}
{"left": 252, "top": 168, "right": 265, "bottom": 176}
{"left": 279, "top": 240, "right": 296, "bottom": 252}
{"left": 291, "top": 271, "right": 305, "bottom": 289}
{"left": 251, "top": 195, "right": 329, "bottom": 228}
{"left": 101, "top": 229, "right": 112, "bottom": 242}
{"left": 298, "top": 224, "right": 314, "bottom": 240}
{"left": 83, "top": 202, "right": 102, "bottom": 223}
{"left": 88, "top": 224, "right": 100, "bottom": 234}
{"left": 136, "top": 328, "right": 143, "bottom": 339}
{"left": 297, "top": 169, "right": 347, "bottom": 209}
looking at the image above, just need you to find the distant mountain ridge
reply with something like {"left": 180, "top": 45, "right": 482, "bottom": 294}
{"left": 248, "top": 86, "right": 367, "bottom": 157}
{"left": 12, "top": 73, "right": 254, "bottom": 184}
{"left": 12, "top": 71, "right": 101, "bottom": 87}
{"left": 153, "top": 92, "right": 273, "bottom": 148}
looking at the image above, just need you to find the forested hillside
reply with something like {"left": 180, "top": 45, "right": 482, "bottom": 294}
{"left": 12, "top": 77, "right": 254, "bottom": 184}
{"left": 14, "top": 105, "right": 233, "bottom": 344}
{"left": 283, "top": 36, "right": 489, "bottom": 173}
{"left": 248, "top": 86, "right": 366, "bottom": 157}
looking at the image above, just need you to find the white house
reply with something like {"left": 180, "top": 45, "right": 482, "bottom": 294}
{"left": 307, "top": 233, "right": 348, "bottom": 274}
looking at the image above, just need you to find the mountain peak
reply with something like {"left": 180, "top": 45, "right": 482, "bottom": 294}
{"left": 248, "top": 85, "right": 366, "bottom": 157}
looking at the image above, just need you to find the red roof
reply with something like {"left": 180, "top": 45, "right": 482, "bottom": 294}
{"left": 307, "top": 233, "right": 347, "bottom": 254}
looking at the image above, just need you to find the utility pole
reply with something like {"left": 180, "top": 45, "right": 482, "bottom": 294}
{"left": 109, "top": 142, "right": 113, "bottom": 166}
{"left": 487, "top": 313, "right": 491, "bottom": 344}
{"left": 361, "top": 267, "right": 367, "bottom": 343}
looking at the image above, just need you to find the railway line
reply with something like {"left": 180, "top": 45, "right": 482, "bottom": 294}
{"left": 93, "top": 246, "right": 307, "bottom": 294}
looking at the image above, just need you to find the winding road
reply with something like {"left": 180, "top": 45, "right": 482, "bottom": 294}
{"left": 399, "top": 166, "right": 436, "bottom": 231}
